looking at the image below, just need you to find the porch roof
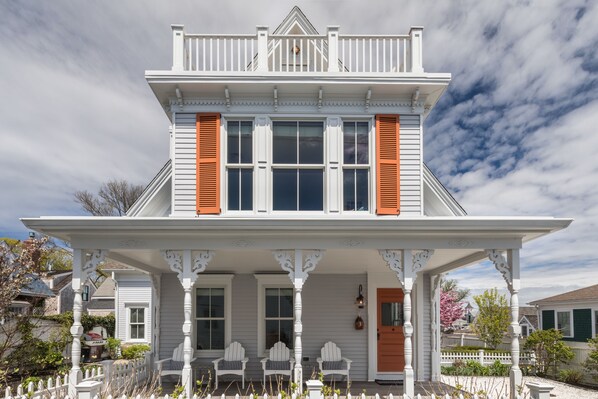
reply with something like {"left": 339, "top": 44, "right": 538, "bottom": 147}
{"left": 21, "top": 216, "right": 571, "bottom": 276}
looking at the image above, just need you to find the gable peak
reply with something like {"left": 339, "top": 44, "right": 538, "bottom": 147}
{"left": 273, "top": 6, "right": 320, "bottom": 35}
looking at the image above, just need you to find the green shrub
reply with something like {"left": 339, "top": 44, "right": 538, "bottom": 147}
{"left": 106, "top": 337, "right": 121, "bottom": 360}
{"left": 558, "top": 369, "right": 584, "bottom": 384}
{"left": 584, "top": 337, "right": 598, "bottom": 381}
{"left": 121, "top": 344, "right": 150, "bottom": 360}
{"left": 488, "top": 360, "right": 510, "bottom": 376}
{"left": 524, "top": 329, "right": 574, "bottom": 377}
{"left": 441, "top": 359, "right": 509, "bottom": 377}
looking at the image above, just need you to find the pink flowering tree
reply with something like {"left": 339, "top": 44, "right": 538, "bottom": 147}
{"left": 440, "top": 289, "right": 465, "bottom": 332}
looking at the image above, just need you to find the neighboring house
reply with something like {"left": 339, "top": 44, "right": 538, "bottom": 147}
{"left": 87, "top": 277, "right": 115, "bottom": 317}
{"left": 42, "top": 271, "right": 97, "bottom": 315}
{"left": 22, "top": 7, "right": 572, "bottom": 398}
{"left": 8, "top": 274, "right": 55, "bottom": 317}
{"left": 518, "top": 306, "right": 538, "bottom": 338}
{"left": 530, "top": 284, "right": 598, "bottom": 343}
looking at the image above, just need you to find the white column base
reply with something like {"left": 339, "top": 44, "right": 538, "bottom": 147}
{"left": 510, "top": 368, "right": 523, "bottom": 399}
{"left": 68, "top": 369, "right": 82, "bottom": 397}
{"left": 404, "top": 368, "right": 414, "bottom": 398}
{"left": 294, "top": 365, "right": 303, "bottom": 390}
{"left": 182, "top": 367, "right": 193, "bottom": 398}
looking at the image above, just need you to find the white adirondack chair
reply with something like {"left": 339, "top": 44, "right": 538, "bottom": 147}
{"left": 155, "top": 343, "right": 197, "bottom": 384}
{"left": 213, "top": 341, "right": 248, "bottom": 389}
{"left": 317, "top": 341, "right": 352, "bottom": 386}
{"left": 260, "top": 341, "right": 295, "bottom": 384}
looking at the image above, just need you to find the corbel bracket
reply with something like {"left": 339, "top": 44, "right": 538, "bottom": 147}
{"left": 411, "top": 88, "right": 420, "bottom": 112}
{"left": 273, "top": 249, "right": 324, "bottom": 284}
{"left": 224, "top": 87, "right": 231, "bottom": 110}
{"left": 318, "top": 87, "right": 323, "bottom": 110}
{"left": 82, "top": 249, "right": 108, "bottom": 282}
{"left": 365, "top": 89, "right": 372, "bottom": 111}
{"left": 273, "top": 87, "right": 278, "bottom": 111}
{"left": 175, "top": 86, "right": 183, "bottom": 108}
{"left": 486, "top": 249, "right": 513, "bottom": 292}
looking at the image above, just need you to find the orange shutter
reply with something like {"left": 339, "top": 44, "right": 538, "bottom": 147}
{"left": 196, "top": 113, "right": 221, "bottom": 214}
{"left": 376, "top": 114, "right": 400, "bottom": 215}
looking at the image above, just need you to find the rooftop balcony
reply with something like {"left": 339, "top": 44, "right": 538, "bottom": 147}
{"left": 171, "top": 25, "right": 424, "bottom": 74}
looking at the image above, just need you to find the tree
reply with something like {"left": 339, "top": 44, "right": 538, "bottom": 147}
{"left": 441, "top": 278, "right": 470, "bottom": 302}
{"left": 75, "top": 179, "right": 144, "bottom": 216}
{"left": 472, "top": 288, "right": 510, "bottom": 349}
{"left": 440, "top": 289, "right": 465, "bottom": 332}
{"left": 524, "top": 329, "right": 574, "bottom": 376}
{"left": 584, "top": 337, "right": 598, "bottom": 381}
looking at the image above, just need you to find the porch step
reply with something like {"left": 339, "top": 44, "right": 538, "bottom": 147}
{"left": 375, "top": 378, "right": 404, "bottom": 385}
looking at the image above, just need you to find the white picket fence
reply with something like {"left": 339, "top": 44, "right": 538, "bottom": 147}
{"left": 2, "top": 355, "right": 150, "bottom": 399}
{"left": 441, "top": 350, "right": 535, "bottom": 366}
{"left": 2, "top": 394, "right": 523, "bottom": 399}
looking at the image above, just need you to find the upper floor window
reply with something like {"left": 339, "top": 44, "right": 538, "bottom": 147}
{"left": 272, "top": 121, "right": 324, "bottom": 211}
{"left": 343, "top": 121, "right": 370, "bottom": 211}
{"left": 227, "top": 121, "right": 253, "bottom": 211}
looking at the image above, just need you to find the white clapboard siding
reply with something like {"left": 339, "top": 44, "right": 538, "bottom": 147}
{"left": 173, "top": 113, "right": 198, "bottom": 214}
{"left": 399, "top": 114, "right": 421, "bottom": 216}
{"left": 116, "top": 276, "right": 152, "bottom": 343}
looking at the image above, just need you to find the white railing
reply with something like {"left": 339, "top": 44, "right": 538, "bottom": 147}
{"left": 441, "top": 349, "right": 536, "bottom": 366}
{"left": 172, "top": 25, "right": 423, "bottom": 74}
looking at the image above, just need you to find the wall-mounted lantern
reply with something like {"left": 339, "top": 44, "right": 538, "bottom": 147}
{"left": 355, "top": 284, "right": 365, "bottom": 308}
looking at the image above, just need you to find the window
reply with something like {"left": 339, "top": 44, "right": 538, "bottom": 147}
{"left": 129, "top": 308, "right": 145, "bottom": 340}
{"left": 82, "top": 285, "right": 90, "bottom": 302}
{"left": 343, "top": 121, "right": 370, "bottom": 211}
{"left": 196, "top": 288, "right": 225, "bottom": 350}
{"left": 521, "top": 324, "right": 528, "bottom": 337}
{"left": 265, "top": 288, "right": 294, "bottom": 349}
{"left": 272, "top": 121, "right": 324, "bottom": 211}
{"left": 557, "top": 311, "right": 572, "bottom": 337}
{"left": 227, "top": 121, "right": 253, "bottom": 211}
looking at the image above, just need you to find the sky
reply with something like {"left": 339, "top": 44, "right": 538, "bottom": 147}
{"left": 1, "top": 0, "right": 597, "bottom": 305}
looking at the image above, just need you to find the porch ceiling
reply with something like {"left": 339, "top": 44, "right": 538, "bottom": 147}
{"left": 21, "top": 216, "right": 572, "bottom": 275}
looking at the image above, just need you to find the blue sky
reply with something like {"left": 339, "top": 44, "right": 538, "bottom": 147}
{"left": 1, "top": 0, "right": 597, "bottom": 304}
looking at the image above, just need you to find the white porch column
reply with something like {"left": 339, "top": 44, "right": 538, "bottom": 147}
{"left": 162, "top": 250, "right": 215, "bottom": 399}
{"left": 379, "top": 249, "right": 433, "bottom": 399}
{"left": 151, "top": 274, "right": 162, "bottom": 362}
{"left": 487, "top": 249, "right": 522, "bottom": 399}
{"left": 430, "top": 274, "right": 442, "bottom": 381}
{"left": 69, "top": 249, "right": 107, "bottom": 397}
{"left": 273, "top": 250, "right": 325, "bottom": 391}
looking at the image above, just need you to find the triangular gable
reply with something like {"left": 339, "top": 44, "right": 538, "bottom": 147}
{"left": 127, "top": 160, "right": 172, "bottom": 217}
{"left": 272, "top": 6, "right": 320, "bottom": 35}
{"left": 423, "top": 164, "right": 467, "bottom": 216}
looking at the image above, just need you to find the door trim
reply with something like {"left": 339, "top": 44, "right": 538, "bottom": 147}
{"left": 367, "top": 271, "right": 403, "bottom": 381}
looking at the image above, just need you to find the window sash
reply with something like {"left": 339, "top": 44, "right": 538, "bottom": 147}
{"left": 129, "top": 308, "right": 145, "bottom": 340}
{"left": 557, "top": 311, "right": 572, "bottom": 337}
{"left": 264, "top": 288, "right": 294, "bottom": 349}
{"left": 196, "top": 288, "right": 226, "bottom": 350}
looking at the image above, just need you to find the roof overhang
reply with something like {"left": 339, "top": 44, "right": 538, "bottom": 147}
{"left": 21, "top": 216, "right": 571, "bottom": 276}
{"left": 145, "top": 71, "right": 451, "bottom": 121}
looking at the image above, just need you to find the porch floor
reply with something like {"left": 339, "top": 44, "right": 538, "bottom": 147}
{"left": 160, "top": 378, "right": 458, "bottom": 397}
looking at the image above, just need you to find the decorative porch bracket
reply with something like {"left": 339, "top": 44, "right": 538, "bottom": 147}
{"left": 430, "top": 273, "right": 443, "bottom": 382}
{"left": 378, "top": 249, "right": 434, "bottom": 399}
{"left": 161, "top": 249, "right": 215, "bottom": 399}
{"left": 273, "top": 250, "right": 325, "bottom": 390}
{"left": 486, "top": 249, "right": 521, "bottom": 399}
{"left": 70, "top": 249, "right": 108, "bottom": 397}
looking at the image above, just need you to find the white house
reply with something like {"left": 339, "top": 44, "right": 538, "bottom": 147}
{"left": 22, "top": 8, "right": 572, "bottom": 398}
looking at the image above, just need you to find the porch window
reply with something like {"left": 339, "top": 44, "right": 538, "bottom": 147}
{"left": 343, "top": 121, "right": 370, "bottom": 211}
{"left": 129, "top": 307, "right": 145, "bottom": 340}
{"left": 196, "top": 288, "right": 225, "bottom": 350}
{"left": 265, "top": 288, "right": 294, "bottom": 349}
{"left": 227, "top": 121, "right": 253, "bottom": 211}
{"left": 272, "top": 121, "right": 324, "bottom": 211}
{"left": 556, "top": 311, "right": 572, "bottom": 337}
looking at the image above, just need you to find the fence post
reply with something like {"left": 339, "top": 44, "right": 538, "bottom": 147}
{"left": 478, "top": 349, "right": 484, "bottom": 365}
{"left": 305, "top": 380, "right": 323, "bottom": 399}
{"left": 327, "top": 26, "right": 340, "bottom": 72}
{"left": 171, "top": 25, "right": 185, "bottom": 71}
{"left": 526, "top": 382, "right": 554, "bottom": 399}
{"left": 101, "top": 360, "right": 114, "bottom": 387}
{"left": 76, "top": 381, "right": 102, "bottom": 399}
{"left": 256, "top": 26, "right": 269, "bottom": 72}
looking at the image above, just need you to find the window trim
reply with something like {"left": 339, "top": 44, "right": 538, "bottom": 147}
{"left": 223, "top": 119, "right": 255, "bottom": 214}
{"left": 125, "top": 303, "right": 149, "bottom": 343}
{"left": 255, "top": 274, "right": 293, "bottom": 357}
{"left": 556, "top": 310, "right": 574, "bottom": 338}
{"left": 193, "top": 274, "right": 234, "bottom": 358}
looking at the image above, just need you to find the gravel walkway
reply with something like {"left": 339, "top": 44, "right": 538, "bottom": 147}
{"left": 441, "top": 376, "right": 598, "bottom": 398}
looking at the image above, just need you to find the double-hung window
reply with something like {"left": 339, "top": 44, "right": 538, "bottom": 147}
{"left": 129, "top": 307, "right": 145, "bottom": 340}
{"left": 343, "top": 121, "right": 370, "bottom": 211}
{"left": 265, "top": 288, "right": 294, "bottom": 349}
{"left": 272, "top": 121, "right": 324, "bottom": 211}
{"left": 227, "top": 121, "right": 253, "bottom": 211}
{"left": 556, "top": 311, "right": 572, "bottom": 337}
{"left": 196, "top": 288, "right": 225, "bottom": 350}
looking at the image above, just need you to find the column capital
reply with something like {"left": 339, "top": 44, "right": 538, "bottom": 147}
{"left": 74, "top": 249, "right": 108, "bottom": 285}
{"left": 161, "top": 250, "right": 214, "bottom": 286}
{"left": 378, "top": 249, "right": 434, "bottom": 288}
{"left": 273, "top": 249, "right": 324, "bottom": 285}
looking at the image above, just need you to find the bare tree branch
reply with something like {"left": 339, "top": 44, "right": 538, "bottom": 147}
{"left": 74, "top": 179, "right": 144, "bottom": 216}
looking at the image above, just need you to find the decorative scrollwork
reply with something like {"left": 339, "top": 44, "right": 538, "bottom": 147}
{"left": 161, "top": 250, "right": 183, "bottom": 280}
{"left": 379, "top": 249, "right": 403, "bottom": 282}
{"left": 304, "top": 250, "right": 324, "bottom": 275}
{"left": 413, "top": 249, "right": 434, "bottom": 273}
{"left": 193, "top": 250, "right": 215, "bottom": 274}
{"left": 486, "top": 249, "right": 513, "bottom": 291}
{"left": 82, "top": 250, "right": 108, "bottom": 280}
{"left": 273, "top": 251, "right": 295, "bottom": 276}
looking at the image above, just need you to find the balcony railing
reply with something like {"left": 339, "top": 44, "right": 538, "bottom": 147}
{"left": 171, "top": 25, "right": 424, "bottom": 74}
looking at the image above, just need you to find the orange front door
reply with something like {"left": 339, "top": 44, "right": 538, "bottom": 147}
{"left": 377, "top": 288, "right": 405, "bottom": 372}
